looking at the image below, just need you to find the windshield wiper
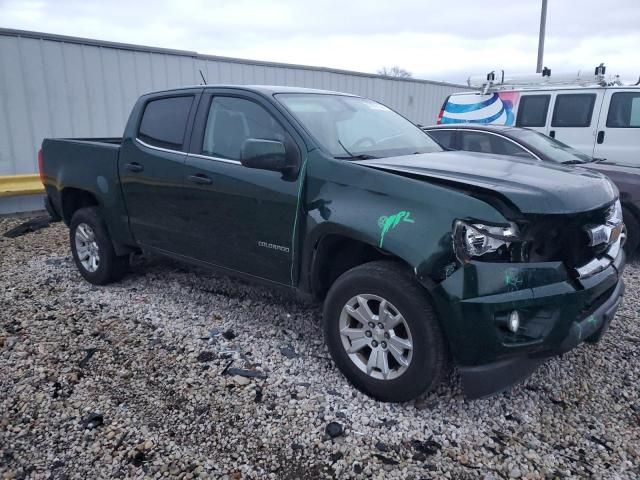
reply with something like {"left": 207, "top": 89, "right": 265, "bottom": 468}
{"left": 334, "top": 154, "right": 379, "bottom": 160}
{"left": 561, "top": 160, "right": 587, "bottom": 165}
{"left": 335, "top": 139, "right": 378, "bottom": 160}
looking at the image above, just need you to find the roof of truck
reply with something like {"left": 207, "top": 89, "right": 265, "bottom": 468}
{"left": 144, "top": 84, "right": 360, "bottom": 97}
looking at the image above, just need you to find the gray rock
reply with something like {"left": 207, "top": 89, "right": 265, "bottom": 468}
{"left": 0, "top": 214, "right": 638, "bottom": 479}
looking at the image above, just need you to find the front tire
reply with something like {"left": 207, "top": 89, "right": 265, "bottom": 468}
{"left": 323, "top": 261, "right": 448, "bottom": 402}
{"left": 70, "top": 207, "right": 128, "bottom": 285}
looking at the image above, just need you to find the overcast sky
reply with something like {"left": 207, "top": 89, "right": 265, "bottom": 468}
{"left": 1, "top": 0, "right": 640, "bottom": 84}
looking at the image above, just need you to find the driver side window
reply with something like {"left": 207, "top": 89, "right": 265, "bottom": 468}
{"left": 202, "top": 97, "right": 286, "bottom": 160}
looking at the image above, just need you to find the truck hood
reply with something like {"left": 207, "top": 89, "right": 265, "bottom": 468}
{"left": 355, "top": 151, "right": 617, "bottom": 215}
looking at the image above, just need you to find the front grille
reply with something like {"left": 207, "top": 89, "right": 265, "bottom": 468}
{"left": 522, "top": 206, "right": 610, "bottom": 270}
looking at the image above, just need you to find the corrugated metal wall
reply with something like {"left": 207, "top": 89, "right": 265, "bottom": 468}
{"left": 0, "top": 28, "right": 468, "bottom": 176}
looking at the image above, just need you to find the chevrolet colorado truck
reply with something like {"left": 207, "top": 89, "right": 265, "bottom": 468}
{"left": 40, "top": 86, "right": 626, "bottom": 401}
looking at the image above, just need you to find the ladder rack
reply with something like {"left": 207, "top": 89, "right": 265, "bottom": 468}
{"left": 468, "top": 64, "right": 624, "bottom": 94}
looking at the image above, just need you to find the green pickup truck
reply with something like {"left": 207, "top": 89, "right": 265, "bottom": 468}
{"left": 40, "top": 85, "right": 625, "bottom": 401}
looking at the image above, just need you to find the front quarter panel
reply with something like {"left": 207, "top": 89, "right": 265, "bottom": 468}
{"left": 303, "top": 154, "right": 508, "bottom": 284}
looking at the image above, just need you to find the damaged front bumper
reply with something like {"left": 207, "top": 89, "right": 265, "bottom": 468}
{"left": 458, "top": 277, "right": 624, "bottom": 399}
{"left": 429, "top": 240, "right": 626, "bottom": 399}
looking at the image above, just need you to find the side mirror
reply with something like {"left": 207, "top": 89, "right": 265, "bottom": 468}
{"left": 240, "top": 139, "right": 288, "bottom": 172}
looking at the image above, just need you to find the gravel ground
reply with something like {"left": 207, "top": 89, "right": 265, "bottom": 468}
{"left": 1, "top": 214, "right": 639, "bottom": 480}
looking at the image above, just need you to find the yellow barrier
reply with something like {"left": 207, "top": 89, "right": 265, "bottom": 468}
{"left": 0, "top": 175, "right": 45, "bottom": 198}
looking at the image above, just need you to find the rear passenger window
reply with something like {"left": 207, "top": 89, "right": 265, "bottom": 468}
{"left": 607, "top": 92, "right": 640, "bottom": 128}
{"left": 516, "top": 95, "right": 550, "bottom": 127}
{"left": 551, "top": 94, "right": 596, "bottom": 127}
{"left": 138, "top": 96, "right": 194, "bottom": 150}
{"left": 427, "top": 130, "right": 456, "bottom": 149}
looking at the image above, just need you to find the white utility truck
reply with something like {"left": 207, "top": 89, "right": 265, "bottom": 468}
{"left": 437, "top": 65, "right": 640, "bottom": 167}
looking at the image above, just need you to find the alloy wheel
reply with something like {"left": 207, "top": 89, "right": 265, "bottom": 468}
{"left": 339, "top": 294, "right": 413, "bottom": 380}
{"left": 75, "top": 223, "right": 100, "bottom": 273}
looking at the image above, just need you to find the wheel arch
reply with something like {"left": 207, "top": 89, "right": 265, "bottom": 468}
{"left": 61, "top": 188, "right": 136, "bottom": 256}
{"left": 61, "top": 187, "right": 100, "bottom": 225}
{"left": 301, "top": 223, "right": 427, "bottom": 300}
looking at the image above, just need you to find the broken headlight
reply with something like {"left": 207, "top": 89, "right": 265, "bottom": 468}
{"left": 453, "top": 220, "right": 521, "bottom": 263}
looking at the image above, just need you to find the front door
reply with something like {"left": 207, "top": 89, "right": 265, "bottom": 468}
{"left": 592, "top": 89, "right": 640, "bottom": 166}
{"left": 119, "top": 91, "right": 199, "bottom": 254}
{"left": 182, "top": 92, "right": 302, "bottom": 285}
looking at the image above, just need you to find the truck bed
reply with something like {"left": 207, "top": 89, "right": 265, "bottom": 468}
{"left": 40, "top": 136, "right": 132, "bottom": 248}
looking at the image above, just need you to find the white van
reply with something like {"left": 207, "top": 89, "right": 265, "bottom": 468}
{"left": 437, "top": 67, "right": 640, "bottom": 167}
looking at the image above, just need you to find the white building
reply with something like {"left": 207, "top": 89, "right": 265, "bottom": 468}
{"left": 0, "top": 28, "right": 467, "bottom": 213}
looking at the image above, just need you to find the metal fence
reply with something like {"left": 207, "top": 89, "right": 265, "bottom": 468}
{"left": 0, "top": 28, "right": 468, "bottom": 177}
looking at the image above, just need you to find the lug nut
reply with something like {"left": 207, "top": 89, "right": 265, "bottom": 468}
{"left": 368, "top": 322, "right": 375, "bottom": 328}
{"left": 381, "top": 341, "right": 387, "bottom": 349}
{"left": 377, "top": 323, "right": 384, "bottom": 329}
{"left": 365, "top": 330, "right": 372, "bottom": 337}
{"left": 384, "top": 332, "right": 390, "bottom": 339}
{"left": 371, "top": 340, "right": 379, "bottom": 348}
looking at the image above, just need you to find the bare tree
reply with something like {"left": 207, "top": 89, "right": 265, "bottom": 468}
{"left": 377, "top": 66, "right": 413, "bottom": 78}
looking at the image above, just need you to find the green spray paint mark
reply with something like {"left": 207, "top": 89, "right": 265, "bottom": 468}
{"left": 378, "top": 211, "right": 414, "bottom": 248}
{"left": 587, "top": 315, "right": 597, "bottom": 327}
{"left": 504, "top": 268, "right": 524, "bottom": 291}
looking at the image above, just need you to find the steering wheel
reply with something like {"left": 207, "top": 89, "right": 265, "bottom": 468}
{"left": 351, "top": 137, "right": 376, "bottom": 150}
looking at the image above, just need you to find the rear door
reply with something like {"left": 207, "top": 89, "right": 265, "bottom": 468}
{"left": 182, "top": 90, "right": 303, "bottom": 285}
{"left": 119, "top": 90, "right": 200, "bottom": 254}
{"left": 548, "top": 91, "right": 603, "bottom": 156}
{"left": 592, "top": 89, "right": 640, "bottom": 166}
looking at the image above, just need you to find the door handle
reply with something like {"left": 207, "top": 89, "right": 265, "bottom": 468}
{"left": 124, "top": 162, "right": 144, "bottom": 173}
{"left": 597, "top": 130, "right": 605, "bottom": 144}
{"left": 187, "top": 174, "right": 213, "bottom": 185}
{"left": 549, "top": 130, "right": 555, "bottom": 138}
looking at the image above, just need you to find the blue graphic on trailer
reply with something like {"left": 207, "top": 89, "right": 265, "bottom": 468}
{"left": 440, "top": 92, "right": 519, "bottom": 126}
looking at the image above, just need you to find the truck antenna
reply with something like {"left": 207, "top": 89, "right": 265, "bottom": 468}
{"left": 199, "top": 69, "right": 207, "bottom": 85}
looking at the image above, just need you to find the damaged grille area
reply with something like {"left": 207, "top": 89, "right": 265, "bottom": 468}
{"left": 520, "top": 205, "right": 614, "bottom": 273}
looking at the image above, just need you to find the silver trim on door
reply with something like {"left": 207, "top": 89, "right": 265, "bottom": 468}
{"left": 135, "top": 137, "right": 183, "bottom": 155}
{"left": 186, "top": 152, "right": 241, "bottom": 165}
{"left": 135, "top": 138, "right": 242, "bottom": 165}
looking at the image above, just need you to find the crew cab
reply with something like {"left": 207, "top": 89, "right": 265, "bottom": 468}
{"left": 40, "top": 86, "right": 625, "bottom": 401}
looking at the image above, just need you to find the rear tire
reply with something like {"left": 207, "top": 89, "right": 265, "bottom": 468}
{"left": 622, "top": 206, "right": 639, "bottom": 257}
{"left": 323, "top": 261, "right": 448, "bottom": 402}
{"left": 70, "top": 207, "right": 128, "bottom": 285}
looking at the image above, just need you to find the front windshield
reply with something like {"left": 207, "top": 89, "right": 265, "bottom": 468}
{"left": 510, "top": 128, "right": 593, "bottom": 164}
{"left": 276, "top": 93, "right": 442, "bottom": 158}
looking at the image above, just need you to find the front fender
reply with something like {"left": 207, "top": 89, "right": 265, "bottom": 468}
{"left": 300, "top": 154, "right": 508, "bottom": 289}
